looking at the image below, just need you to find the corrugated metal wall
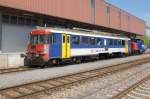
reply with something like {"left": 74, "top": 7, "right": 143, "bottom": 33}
{"left": 0, "top": 0, "right": 146, "bottom": 35}
{"left": 121, "top": 12, "right": 129, "bottom": 32}
{"left": 95, "top": 0, "right": 108, "bottom": 27}
{"left": 109, "top": 5, "right": 120, "bottom": 30}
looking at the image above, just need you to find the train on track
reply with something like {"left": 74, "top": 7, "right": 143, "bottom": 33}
{"left": 22, "top": 27, "right": 145, "bottom": 67}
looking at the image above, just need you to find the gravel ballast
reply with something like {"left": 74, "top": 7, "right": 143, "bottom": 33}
{"left": 32, "top": 63, "right": 150, "bottom": 99}
{"left": 0, "top": 54, "right": 149, "bottom": 90}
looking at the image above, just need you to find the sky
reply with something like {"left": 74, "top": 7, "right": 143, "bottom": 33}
{"left": 106, "top": 0, "right": 150, "bottom": 36}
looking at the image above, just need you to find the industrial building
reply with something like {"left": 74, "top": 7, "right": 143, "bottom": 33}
{"left": 0, "top": 0, "right": 146, "bottom": 68}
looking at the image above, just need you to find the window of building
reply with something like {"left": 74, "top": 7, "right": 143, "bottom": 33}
{"left": 47, "top": 22, "right": 52, "bottom": 27}
{"left": 2, "top": 14, "right": 40, "bottom": 26}
{"left": 97, "top": 38, "right": 102, "bottom": 46}
{"left": 26, "top": 18, "right": 32, "bottom": 25}
{"left": 10, "top": 16, "right": 17, "bottom": 24}
{"left": 2, "top": 15, "right": 10, "bottom": 23}
{"left": 32, "top": 19, "right": 38, "bottom": 26}
{"left": 82, "top": 36, "right": 88, "bottom": 45}
{"left": 18, "top": 17, "right": 25, "bottom": 25}
{"left": 90, "top": 37, "right": 95, "bottom": 45}
{"left": 72, "top": 36, "right": 80, "bottom": 45}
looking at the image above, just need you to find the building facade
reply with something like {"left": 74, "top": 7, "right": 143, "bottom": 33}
{"left": 0, "top": 0, "right": 146, "bottom": 53}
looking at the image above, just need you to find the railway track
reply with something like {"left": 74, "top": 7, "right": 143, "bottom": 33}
{"left": 113, "top": 75, "right": 150, "bottom": 99}
{"left": 0, "top": 57, "right": 150, "bottom": 99}
{"left": 0, "top": 67, "right": 34, "bottom": 75}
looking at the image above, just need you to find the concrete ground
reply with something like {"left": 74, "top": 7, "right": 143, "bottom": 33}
{"left": 0, "top": 54, "right": 149, "bottom": 90}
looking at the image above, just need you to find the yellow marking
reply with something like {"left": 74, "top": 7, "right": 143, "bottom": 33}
{"left": 62, "top": 34, "right": 70, "bottom": 59}
{"left": 125, "top": 40, "right": 129, "bottom": 54}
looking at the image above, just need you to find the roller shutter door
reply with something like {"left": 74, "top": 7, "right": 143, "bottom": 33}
{"left": 2, "top": 24, "right": 34, "bottom": 53}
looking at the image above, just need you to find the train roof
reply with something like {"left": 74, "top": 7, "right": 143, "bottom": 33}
{"left": 32, "top": 27, "right": 130, "bottom": 40}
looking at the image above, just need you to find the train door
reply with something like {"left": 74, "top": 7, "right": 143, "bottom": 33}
{"left": 104, "top": 39, "right": 108, "bottom": 51}
{"left": 62, "top": 34, "right": 70, "bottom": 59}
{"left": 125, "top": 40, "right": 129, "bottom": 54}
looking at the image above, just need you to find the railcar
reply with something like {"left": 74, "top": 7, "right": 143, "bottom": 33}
{"left": 131, "top": 39, "right": 145, "bottom": 54}
{"left": 24, "top": 28, "right": 131, "bottom": 67}
{"left": 131, "top": 39, "right": 138, "bottom": 54}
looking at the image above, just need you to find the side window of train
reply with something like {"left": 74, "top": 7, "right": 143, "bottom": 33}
{"left": 97, "top": 38, "right": 102, "bottom": 46}
{"left": 90, "top": 37, "right": 95, "bottom": 45}
{"left": 122, "top": 40, "right": 125, "bottom": 46}
{"left": 72, "top": 36, "right": 80, "bottom": 45}
{"left": 118, "top": 40, "right": 122, "bottom": 46}
{"left": 82, "top": 36, "right": 88, "bottom": 45}
{"left": 114, "top": 39, "right": 117, "bottom": 46}
{"left": 50, "top": 33, "right": 57, "bottom": 45}
{"left": 109, "top": 39, "right": 113, "bottom": 46}
{"left": 104, "top": 39, "right": 107, "bottom": 46}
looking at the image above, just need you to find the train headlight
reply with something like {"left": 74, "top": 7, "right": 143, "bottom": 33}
{"left": 142, "top": 45, "right": 145, "bottom": 48}
{"left": 35, "top": 54, "right": 39, "bottom": 57}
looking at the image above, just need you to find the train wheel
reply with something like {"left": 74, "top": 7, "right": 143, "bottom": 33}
{"left": 98, "top": 54, "right": 103, "bottom": 60}
{"left": 72, "top": 57, "right": 81, "bottom": 64}
{"left": 120, "top": 53, "right": 125, "bottom": 58}
{"left": 77, "top": 57, "right": 82, "bottom": 64}
{"left": 40, "top": 62, "right": 48, "bottom": 68}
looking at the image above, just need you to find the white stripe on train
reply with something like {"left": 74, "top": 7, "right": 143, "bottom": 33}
{"left": 70, "top": 48, "right": 126, "bottom": 56}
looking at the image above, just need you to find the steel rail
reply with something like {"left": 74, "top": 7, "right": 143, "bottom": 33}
{"left": 0, "top": 57, "right": 150, "bottom": 99}
{"left": 0, "top": 67, "right": 34, "bottom": 75}
{"left": 113, "top": 75, "right": 150, "bottom": 99}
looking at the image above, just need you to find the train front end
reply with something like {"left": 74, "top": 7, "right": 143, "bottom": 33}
{"left": 24, "top": 29, "right": 50, "bottom": 67}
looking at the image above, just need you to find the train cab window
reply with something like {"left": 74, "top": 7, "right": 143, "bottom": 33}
{"left": 72, "top": 36, "right": 80, "bottom": 45}
{"left": 30, "top": 34, "right": 49, "bottom": 44}
{"left": 97, "top": 38, "right": 102, "bottom": 46}
{"left": 50, "top": 34, "right": 57, "bottom": 45}
{"left": 82, "top": 36, "right": 88, "bottom": 45}
{"left": 122, "top": 40, "right": 125, "bottom": 46}
{"left": 90, "top": 37, "right": 95, "bottom": 45}
{"left": 109, "top": 39, "right": 113, "bottom": 46}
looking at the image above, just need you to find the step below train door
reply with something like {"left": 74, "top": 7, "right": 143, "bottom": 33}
{"left": 62, "top": 34, "right": 70, "bottom": 59}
